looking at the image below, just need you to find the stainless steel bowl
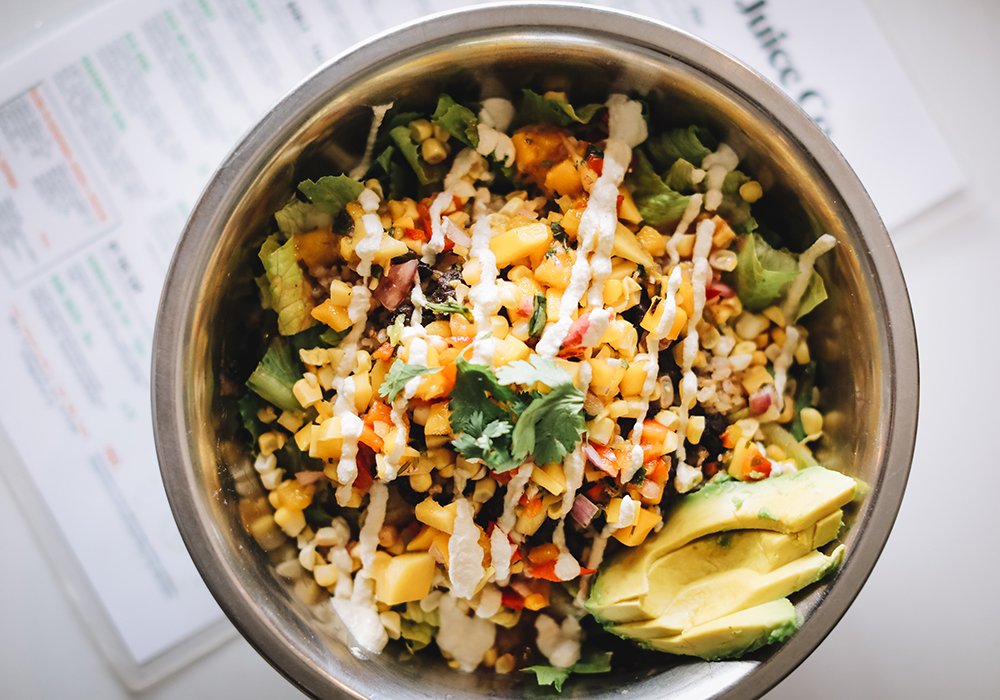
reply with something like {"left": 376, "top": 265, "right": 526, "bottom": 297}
{"left": 152, "top": 4, "right": 917, "bottom": 699}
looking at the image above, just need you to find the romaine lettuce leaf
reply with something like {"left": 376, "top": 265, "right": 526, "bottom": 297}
{"left": 431, "top": 94, "right": 479, "bottom": 148}
{"left": 515, "top": 89, "right": 602, "bottom": 127}
{"left": 274, "top": 198, "right": 334, "bottom": 238}
{"left": 626, "top": 151, "right": 691, "bottom": 227}
{"left": 646, "top": 125, "right": 715, "bottom": 170}
{"left": 734, "top": 233, "right": 801, "bottom": 312}
{"left": 297, "top": 175, "right": 365, "bottom": 216}
{"left": 734, "top": 233, "right": 829, "bottom": 318}
{"left": 245, "top": 336, "right": 303, "bottom": 414}
{"left": 523, "top": 651, "right": 613, "bottom": 692}
{"left": 389, "top": 125, "right": 443, "bottom": 185}
{"left": 259, "top": 233, "right": 316, "bottom": 335}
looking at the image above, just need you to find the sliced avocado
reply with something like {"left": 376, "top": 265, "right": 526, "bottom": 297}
{"left": 637, "top": 513, "right": 843, "bottom": 620}
{"left": 589, "top": 511, "right": 842, "bottom": 624}
{"left": 585, "top": 469, "right": 851, "bottom": 622}
{"left": 641, "top": 598, "right": 800, "bottom": 660}
{"left": 612, "top": 545, "right": 844, "bottom": 638}
{"left": 651, "top": 466, "right": 856, "bottom": 555}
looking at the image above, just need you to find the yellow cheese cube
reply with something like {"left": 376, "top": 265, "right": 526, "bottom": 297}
{"left": 374, "top": 552, "right": 437, "bottom": 606}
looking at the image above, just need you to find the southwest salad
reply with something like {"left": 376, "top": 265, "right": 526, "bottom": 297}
{"left": 235, "top": 88, "right": 839, "bottom": 688}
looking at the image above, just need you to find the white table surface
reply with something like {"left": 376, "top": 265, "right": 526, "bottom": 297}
{"left": 2, "top": 1, "right": 998, "bottom": 698}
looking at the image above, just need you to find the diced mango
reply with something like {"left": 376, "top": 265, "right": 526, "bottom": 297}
{"left": 311, "top": 299, "right": 352, "bottom": 332}
{"left": 613, "top": 507, "right": 663, "bottom": 547}
{"left": 544, "top": 159, "right": 583, "bottom": 197}
{"left": 617, "top": 187, "right": 643, "bottom": 225}
{"left": 424, "top": 402, "right": 452, "bottom": 436}
{"left": 406, "top": 525, "right": 440, "bottom": 551}
{"left": 493, "top": 335, "right": 531, "bottom": 366}
{"left": 619, "top": 361, "right": 652, "bottom": 397}
{"left": 612, "top": 222, "right": 655, "bottom": 268}
{"left": 534, "top": 249, "right": 575, "bottom": 290}
{"left": 415, "top": 498, "right": 459, "bottom": 534}
{"left": 293, "top": 229, "right": 338, "bottom": 269}
{"left": 353, "top": 373, "right": 372, "bottom": 413}
{"left": 374, "top": 552, "right": 437, "bottom": 606}
{"left": 310, "top": 416, "right": 343, "bottom": 460}
{"left": 490, "top": 222, "right": 553, "bottom": 268}
{"left": 588, "top": 358, "right": 626, "bottom": 399}
{"left": 641, "top": 298, "right": 688, "bottom": 340}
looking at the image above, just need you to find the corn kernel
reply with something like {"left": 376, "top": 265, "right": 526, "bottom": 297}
{"left": 765, "top": 444, "right": 787, "bottom": 461}
{"left": 473, "top": 477, "right": 497, "bottom": 504}
{"left": 751, "top": 350, "right": 768, "bottom": 366}
{"left": 762, "top": 305, "right": 786, "bottom": 327}
{"left": 495, "top": 654, "right": 516, "bottom": 674}
{"left": 686, "top": 415, "right": 705, "bottom": 444}
{"left": 257, "top": 405, "right": 277, "bottom": 423}
{"left": 408, "top": 119, "right": 433, "bottom": 143}
{"left": 277, "top": 410, "right": 304, "bottom": 433}
{"left": 258, "top": 431, "right": 286, "bottom": 457}
{"left": 431, "top": 123, "right": 450, "bottom": 142}
{"left": 421, "top": 137, "right": 448, "bottom": 165}
{"left": 293, "top": 373, "right": 323, "bottom": 407}
{"left": 800, "top": 407, "right": 824, "bottom": 436}
{"left": 524, "top": 593, "right": 547, "bottom": 611}
{"left": 739, "top": 180, "right": 763, "bottom": 202}
{"left": 314, "top": 563, "right": 338, "bottom": 588}
{"left": 794, "top": 339, "right": 811, "bottom": 365}
{"left": 274, "top": 507, "right": 306, "bottom": 537}
{"left": 735, "top": 312, "right": 770, "bottom": 340}
{"left": 742, "top": 365, "right": 774, "bottom": 393}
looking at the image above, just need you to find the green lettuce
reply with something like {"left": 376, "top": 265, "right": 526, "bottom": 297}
{"left": 646, "top": 124, "right": 715, "bottom": 170}
{"left": 734, "top": 233, "right": 829, "bottom": 318}
{"left": 523, "top": 651, "right": 613, "bottom": 692}
{"left": 626, "top": 151, "right": 692, "bottom": 227}
{"left": 245, "top": 336, "right": 303, "bottom": 414}
{"left": 274, "top": 198, "right": 333, "bottom": 238}
{"left": 297, "top": 175, "right": 365, "bottom": 216}
{"left": 389, "top": 125, "right": 443, "bottom": 186}
{"left": 663, "top": 158, "right": 699, "bottom": 192}
{"left": 431, "top": 94, "right": 479, "bottom": 148}
{"left": 399, "top": 601, "right": 440, "bottom": 653}
{"left": 515, "top": 89, "right": 603, "bottom": 127}
{"left": 259, "top": 233, "right": 315, "bottom": 335}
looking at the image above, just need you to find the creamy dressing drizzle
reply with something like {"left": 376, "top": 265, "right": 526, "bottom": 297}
{"left": 536, "top": 95, "right": 646, "bottom": 357}
{"left": 772, "top": 325, "right": 800, "bottom": 413}
{"left": 448, "top": 498, "right": 486, "bottom": 600}
{"left": 332, "top": 573, "right": 388, "bottom": 654}
{"left": 489, "top": 526, "right": 513, "bottom": 585}
{"left": 468, "top": 209, "right": 501, "bottom": 365}
{"left": 781, "top": 234, "right": 837, "bottom": 323}
{"left": 436, "top": 592, "right": 496, "bottom": 672}
{"left": 702, "top": 143, "right": 739, "bottom": 211}
{"left": 673, "top": 218, "right": 715, "bottom": 493}
{"left": 498, "top": 463, "right": 534, "bottom": 534}
{"left": 384, "top": 328, "right": 428, "bottom": 480}
{"left": 348, "top": 102, "right": 393, "bottom": 180}
{"left": 666, "top": 193, "right": 704, "bottom": 266}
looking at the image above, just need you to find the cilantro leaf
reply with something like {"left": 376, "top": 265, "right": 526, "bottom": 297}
{"left": 297, "top": 175, "right": 365, "bottom": 216}
{"left": 431, "top": 94, "right": 479, "bottom": 148}
{"left": 497, "top": 356, "right": 586, "bottom": 465}
{"left": 425, "top": 300, "right": 474, "bottom": 322}
{"left": 449, "top": 358, "right": 519, "bottom": 433}
{"left": 378, "top": 361, "right": 437, "bottom": 402}
{"left": 451, "top": 414, "right": 520, "bottom": 473}
{"left": 528, "top": 293, "right": 547, "bottom": 338}
{"left": 523, "top": 652, "right": 613, "bottom": 692}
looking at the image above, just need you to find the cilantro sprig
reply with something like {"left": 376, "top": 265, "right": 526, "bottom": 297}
{"left": 448, "top": 355, "right": 586, "bottom": 472}
{"left": 379, "top": 362, "right": 437, "bottom": 402}
{"left": 425, "top": 300, "right": 474, "bottom": 322}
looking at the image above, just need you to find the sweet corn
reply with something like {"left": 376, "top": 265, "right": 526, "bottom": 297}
{"left": 421, "top": 137, "right": 448, "bottom": 164}
{"left": 274, "top": 507, "right": 306, "bottom": 537}
{"left": 686, "top": 415, "right": 706, "bottom": 444}
{"left": 800, "top": 407, "right": 824, "bottom": 436}
{"left": 408, "top": 119, "right": 433, "bottom": 143}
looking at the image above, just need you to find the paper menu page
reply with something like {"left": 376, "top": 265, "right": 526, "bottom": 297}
{"left": 0, "top": 0, "right": 960, "bottom": 678}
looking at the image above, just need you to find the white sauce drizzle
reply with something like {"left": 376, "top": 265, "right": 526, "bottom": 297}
{"left": 348, "top": 102, "right": 393, "bottom": 180}
{"left": 552, "top": 518, "right": 581, "bottom": 581}
{"left": 702, "top": 143, "right": 739, "bottom": 211}
{"left": 781, "top": 234, "right": 837, "bottom": 322}
{"left": 468, "top": 209, "right": 501, "bottom": 365}
{"left": 666, "top": 193, "right": 704, "bottom": 265}
{"left": 498, "top": 463, "right": 534, "bottom": 534}
{"left": 331, "top": 573, "right": 388, "bottom": 654}
{"left": 489, "top": 526, "right": 513, "bottom": 585}
{"left": 772, "top": 325, "right": 800, "bottom": 413}
{"left": 448, "top": 498, "right": 486, "bottom": 600}
{"left": 535, "top": 614, "right": 582, "bottom": 668}
{"left": 672, "top": 218, "right": 715, "bottom": 493}
{"left": 435, "top": 592, "right": 495, "bottom": 672}
{"left": 358, "top": 481, "right": 388, "bottom": 572}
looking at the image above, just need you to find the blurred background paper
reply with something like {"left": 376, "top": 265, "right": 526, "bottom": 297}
{"left": 0, "top": 0, "right": 962, "bottom": 690}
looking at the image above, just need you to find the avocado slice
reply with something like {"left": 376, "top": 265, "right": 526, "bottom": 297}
{"left": 651, "top": 466, "right": 856, "bottom": 555}
{"left": 641, "top": 598, "right": 801, "bottom": 660}
{"left": 611, "top": 545, "right": 845, "bottom": 638}
{"left": 588, "top": 510, "right": 843, "bottom": 624}
{"left": 585, "top": 468, "right": 853, "bottom": 622}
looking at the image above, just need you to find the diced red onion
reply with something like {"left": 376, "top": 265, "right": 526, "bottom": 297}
{"left": 570, "top": 494, "right": 600, "bottom": 527}
{"left": 373, "top": 258, "right": 419, "bottom": 311}
{"left": 585, "top": 444, "right": 617, "bottom": 477}
{"left": 295, "top": 470, "right": 324, "bottom": 486}
{"left": 442, "top": 217, "right": 472, "bottom": 248}
{"left": 749, "top": 385, "right": 776, "bottom": 415}
{"left": 706, "top": 280, "right": 736, "bottom": 300}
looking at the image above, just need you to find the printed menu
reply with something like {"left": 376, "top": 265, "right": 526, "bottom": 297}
{"left": 0, "top": 0, "right": 962, "bottom": 687}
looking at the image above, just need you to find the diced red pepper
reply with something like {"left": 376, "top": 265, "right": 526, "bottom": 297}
{"left": 364, "top": 400, "right": 392, "bottom": 427}
{"left": 501, "top": 588, "right": 525, "bottom": 610}
{"left": 522, "top": 495, "right": 543, "bottom": 518}
{"left": 586, "top": 483, "right": 605, "bottom": 502}
{"left": 616, "top": 194, "right": 624, "bottom": 215}
{"left": 527, "top": 560, "right": 597, "bottom": 582}
{"left": 373, "top": 342, "right": 394, "bottom": 362}
{"left": 404, "top": 227, "right": 427, "bottom": 241}
{"left": 353, "top": 448, "right": 375, "bottom": 491}
{"left": 586, "top": 153, "right": 604, "bottom": 176}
